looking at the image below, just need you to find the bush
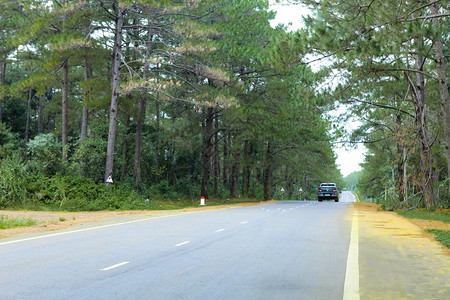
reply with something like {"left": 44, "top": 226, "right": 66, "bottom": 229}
{"left": 174, "top": 176, "right": 200, "bottom": 199}
{"left": 0, "top": 123, "right": 24, "bottom": 159}
{"left": 0, "top": 157, "right": 29, "bottom": 208}
{"left": 70, "top": 137, "right": 107, "bottom": 182}
{"left": 147, "top": 180, "right": 178, "bottom": 200}
{"left": 26, "top": 174, "right": 148, "bottom": 211}
{"left": 27, "top": 133, "right": 62, "bottom": 176}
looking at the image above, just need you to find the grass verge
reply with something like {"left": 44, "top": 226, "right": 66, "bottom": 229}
{"left": 0, "top": 215, "right": 37, "bottom": 229}
{"left": 396, "top": 210, "right": 449, "bottom": 249}
{"left": 395, "top": 210, "right": 450, "bottom": 223}
{"left": 425, "top": 229, "right": 450, "bottom": 248}
{"left": 146, "top": 198, "right": 264, "bottom": 210}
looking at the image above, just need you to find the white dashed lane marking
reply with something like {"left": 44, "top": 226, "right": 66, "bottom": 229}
{"left": 101, "top": 262, "right": 130, "bottom": 271}
{"left": 175, "top": 241, "right": 190, "bottom": 247}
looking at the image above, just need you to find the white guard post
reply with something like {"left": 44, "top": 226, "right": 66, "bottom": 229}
{"left": 200, "top": 196, "right": 206, "bottom": 206}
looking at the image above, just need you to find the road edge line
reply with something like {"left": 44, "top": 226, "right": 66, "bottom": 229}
{"left": 343, "top": 208, "right": 360, "bottom": 300}
{"left": 0, "top": 210, "right": 204, "bottom": 246}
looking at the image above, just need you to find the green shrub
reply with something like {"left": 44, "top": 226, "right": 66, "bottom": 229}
{"left": 0, "top": 157, "right": 29, "bottom": 208}
{"left": 27, "top": 174, "right": 148, "bottom": 211}
{"left": 174, "top": 176, "right": 200, "bottom": 199}
{"left": 0, "top": 123, "right": 24, "bottom": 159}
{"left": 148, "top": 180, "right": 178, "bottom": 200}
{"left": 27, "top": 133, "right": 62, "bottom": 176}
{"left": 71, "top": 137, "right": 107, "bottom": 182}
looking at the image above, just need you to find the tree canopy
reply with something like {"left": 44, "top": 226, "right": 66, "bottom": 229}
{"left": 1, "top": 0, "right": 446, "bottom": 210}
{"left": 0, "top": 0, "right": 342, "bottom": 210}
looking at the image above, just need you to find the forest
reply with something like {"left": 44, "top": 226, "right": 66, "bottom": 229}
{"left": 0, "top": 0, "right": 448, "bottom": 211}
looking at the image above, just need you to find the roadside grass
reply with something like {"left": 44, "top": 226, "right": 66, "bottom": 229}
{"left": 147, "top": 198, "right": 263, "bottom": 210}
{"left": 396, "top": 210, "right": 450, "bottom": 249}
{"left": 395, "top": 210, "right": 450, "bottom": 223}
{"left": 0, "top": 215, "right": 37, "bottom": 229}
{"left": 8, "top": 198, "right": 265, "bottom": 212}
{"left": 425, "top": 229, "right": 450, "bottom": 248}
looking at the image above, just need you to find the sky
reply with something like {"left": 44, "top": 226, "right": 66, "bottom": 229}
{"left": 269, "top": 1, "right": 367, "bottom": 177}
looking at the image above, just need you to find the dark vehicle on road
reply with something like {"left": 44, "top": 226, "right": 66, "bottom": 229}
{"left": 317, "top": 183, "right": 339, "bottom": 202}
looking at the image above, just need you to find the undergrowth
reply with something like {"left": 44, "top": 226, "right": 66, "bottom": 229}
{"left": 0, "top": 215, "right": 37, "bottom": 229}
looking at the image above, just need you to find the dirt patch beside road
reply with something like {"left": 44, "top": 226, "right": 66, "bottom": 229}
{"left": 353, "top": 202, "right": 449, "bottom": 255}
{"left": 0, "top": 201, "right": 270, "bottom": 240}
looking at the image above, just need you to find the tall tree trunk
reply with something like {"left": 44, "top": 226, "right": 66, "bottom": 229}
{"left": 62, "top": 58, "right": 69, "bottom": 160}
{"left": 25, "top": 89, "right": 32, "bottom": 143}
{"left": 201, "top": 107, "right": 214, "bottom": 199}
{"left": 80, "top": 5, "right": 91, "bottom": 143}
{"left": 222, "top": 132, "right": 229, "bottom": 188}
{"left": 241, "top": 140, "right": 249, "bottom": 196}
{"left": 0, "top": 61, "right": 5, "bottom": 123}
{"left": 134, "top": 95, "right": 146, "bottom": 185}
{"left": 169, "top": 116, "right": 176, "bottom": 185}
{"left": 104, "top": 6, "right": 125, "bottom": 185}
{"left": 134, "top": 14, "right": 154, "bottom": 186}
{"left": 414, "top": 54, "right": 434, "bottom": 209}
{"left": 263, "top": 142, "right": 273, "bottom": 201}
{"left": 431, "top": 1, "right": 450, "bottom": 193}
{"left": 244, "top": 162, "right": 251, "bottom": 197}
{"left": 396, "top": 114, "right": 405, "bottom": 202}
{"left": 121, "top": 112, "right": 130, "bottom": 181}
{"left": 288, "top": 168, "right": 294, "bottom": 198}
{"left": 80, "top": 57, "right": 91, "bottom": 142}
{"left": 230, "top": 150, "right": 241, "bottom": 198}
{"left": 213, "top": 114, "right": 220, "bottom": 197}
{"left": 37, "top": 94, "right": 45, "bottom": 134}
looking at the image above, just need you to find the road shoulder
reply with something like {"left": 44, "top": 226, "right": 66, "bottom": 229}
{"left": 354, "top": 202, "right": 450, "bottom": 299}
{"left": 0, "top": 201, "right": 270, "bottom": 240}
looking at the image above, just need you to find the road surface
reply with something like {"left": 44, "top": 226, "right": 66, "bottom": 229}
{"left": 1, "top": 200, "right": 354, "bottom": 299}
{"left": 1, "top": 193, "right": 449, "bottom": 299}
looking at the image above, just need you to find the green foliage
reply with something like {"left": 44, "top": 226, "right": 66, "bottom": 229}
{"left": 425, "top": 229, "right": 450, "bottom": 249}
{"left": 27, "top": 133, "right": 62, "bottom": 176}
{"left": 0, "top": 156, "right": 29, "bottom": 208}
{"left": 344, "top": 171, "right": 361, "bottom": 191}
{"left": 0, "top": 123, "right": 24, "bottom": 159}
{"left": 26, "top": 174, "right": 148, "bottom": 211}
{"left": 304, "top": 0, "right": 450, "bottom": 209}
{"left": 71, "top": 137, "right": 107, "bottom": 182}
{"left": 0, "top": 215, "right": 37, "bottom": 229}
{"left": 0, "top": 0, "right": 347, "bottom": 209}
{"left": 147, "top": 180, "right": 178, "bottom": 200}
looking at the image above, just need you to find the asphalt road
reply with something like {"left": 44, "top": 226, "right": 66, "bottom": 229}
{"left": 1, "top": 199, "right": 355, "bottom": 300}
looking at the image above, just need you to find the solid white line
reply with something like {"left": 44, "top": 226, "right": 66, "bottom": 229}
{"left": 101, "top": 261, "right": 129, "bottom": 271}
{"left": 240, "top": 221, "right": 248, "bottom": 224}
{"left": 0, "top": 211, "right": 204, "bottom": 246}
{"left": 175, "top": 241, "right": 190, "bottom": 247}
{"left": 215, "top": 229, "right": 225, "bottom": 232}
{"left": 343, "top": 210, "right": 360, "bottom": 300}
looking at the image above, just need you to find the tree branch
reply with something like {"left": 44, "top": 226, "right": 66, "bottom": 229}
{"left": 347, "top": 97, "right": 415, "bottom": 118}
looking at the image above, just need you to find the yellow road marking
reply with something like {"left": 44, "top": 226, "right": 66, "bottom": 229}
{"left": 343, "top": 209, "right": 360, "bottom": 300}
